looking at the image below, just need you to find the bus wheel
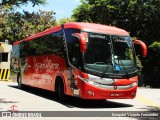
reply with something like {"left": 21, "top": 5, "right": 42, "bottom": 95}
{"left": 17, "top": 75, "right": 23, "bottom": 89}
{"left": 57, "top": 81, "right": 67, "bottom": 102}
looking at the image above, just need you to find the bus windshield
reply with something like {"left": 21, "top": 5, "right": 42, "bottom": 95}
{"left": 84, "top": 32, "right": 137, "bottom": 76}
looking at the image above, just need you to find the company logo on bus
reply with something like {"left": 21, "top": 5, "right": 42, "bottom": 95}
{"left": 114, "top": 86, "right": 117, "bottom": 90}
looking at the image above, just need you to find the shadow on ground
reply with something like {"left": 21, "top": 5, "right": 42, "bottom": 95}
{"left": 8, "top": 85, "right": 133, "bottom": 109}
{"left": 6, "top": 85, "right": 160, "bottom": 119}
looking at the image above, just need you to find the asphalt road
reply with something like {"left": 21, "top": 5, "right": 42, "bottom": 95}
{"left": 0, "top": 81, "right": 160, "bottom": 120}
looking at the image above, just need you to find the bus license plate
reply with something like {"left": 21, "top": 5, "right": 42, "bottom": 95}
{"left": 110, "top": 93, "right": 120, "bottom": 97}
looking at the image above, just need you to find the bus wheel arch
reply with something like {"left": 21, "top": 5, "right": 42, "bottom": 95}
{"left": 55, "top": 76, "right": 67, "bottom": 102}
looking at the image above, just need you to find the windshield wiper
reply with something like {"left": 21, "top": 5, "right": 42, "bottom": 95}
{"left": 94, "top": 62, "right": 106, "bottom": 65}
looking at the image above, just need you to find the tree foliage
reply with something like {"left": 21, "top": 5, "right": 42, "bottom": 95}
{"left": 148, "top": 41, "right": 160, "bottom": 72}
{"left": 0, "top": 6, "right": 8, "bottom": 37}
{"left": 0, "top": 9, "right": 56, "bottom": 43}
{"left": 142, "top": 41, "right": 160, "bottom": 87}
{"left": 0, "top": 0, "right": 46, "bottom": 7}
{"left": 149, "top": 41, "right": 160, "bottom": 54}
{"left": 0, "top": 0, "right": 56, "bottom": 44}
{"left": 56, "top": 17, "right": 75, "bottom": 25}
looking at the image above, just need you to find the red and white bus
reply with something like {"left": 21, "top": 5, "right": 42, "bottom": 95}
{"left": 11, "top": 22, "right": 147, "bottom": 101}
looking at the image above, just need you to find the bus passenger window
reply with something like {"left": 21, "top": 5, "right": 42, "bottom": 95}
{"left": 71, "top": 38, "right": 81, "bottom": 68}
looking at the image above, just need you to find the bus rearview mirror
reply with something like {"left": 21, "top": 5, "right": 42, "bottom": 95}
{"left": 72, "top": 33, "right": 86, "bottom": 52}
{"left": 133, "top": 39, "right": 147, "bottom": 57}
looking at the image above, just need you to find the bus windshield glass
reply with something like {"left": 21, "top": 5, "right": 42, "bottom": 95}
{"left": 84, "top": 32, "right": 136, "bottom": 75}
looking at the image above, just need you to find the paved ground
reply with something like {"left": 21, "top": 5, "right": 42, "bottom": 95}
{"left": 0, "top": 81, "right": 160, "bottom": 120}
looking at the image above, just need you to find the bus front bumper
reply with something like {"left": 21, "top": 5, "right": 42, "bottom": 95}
{"left": 76, "top": 81, "right": 137, "bottom": 100}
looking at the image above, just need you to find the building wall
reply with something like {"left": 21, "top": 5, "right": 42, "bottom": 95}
{"left": 0, "top": 43, "right": 12, "bottom": 80}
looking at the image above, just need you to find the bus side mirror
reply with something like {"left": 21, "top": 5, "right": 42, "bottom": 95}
{"left": 72, "top": 33, "right": 86, "bottom": 52}
{"left": 133, "top": 39, "right": 147, "bottom": 57}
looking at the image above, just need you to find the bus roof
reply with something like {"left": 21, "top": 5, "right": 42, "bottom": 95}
{"left": 64, "top": 22, "right": 129, "bottom": 36}
{"left": 13, "top": 22, "right": 129, "bottom": 45}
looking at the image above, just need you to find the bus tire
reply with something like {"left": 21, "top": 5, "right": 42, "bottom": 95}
{"left": 56, "top": 80, "right": 67, "bottom": 102}
{"left": 17, "top": 74, "right": 24, "bottom": 89}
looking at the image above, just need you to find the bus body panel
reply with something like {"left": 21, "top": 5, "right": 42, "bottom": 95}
{"left": 22, "top": 55, "right": 61, "bottom": 89}
{"left": 20, "top": 54, "right": 74, "bottom": 96}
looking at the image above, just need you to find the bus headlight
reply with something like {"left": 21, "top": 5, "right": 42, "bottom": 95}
{"left": 78, "top": 74, "right": 114, "bottom": 86}
{"left": 78, "top": 75, "right": 88, "bottom": 82}
{"left": 88, "top": 81, "right": 94, "bottom": 85}
{"left": 78, "top": 75, "right": 94, "bottom": 85}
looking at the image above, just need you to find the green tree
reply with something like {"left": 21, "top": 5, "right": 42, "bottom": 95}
{"left": 0, "top": 5, "right": 11, "bottom": 39}
{"left": 56, "top": 17, "right": 75, "bottom": 25}
{"left": 0, "top": 0, "right": 46, "bottom": 7}
{"left": 0, "top": 0, "right": 56, "bottom": 43}
{"left": 142, "top": 41, "right": 160, "bottom": 87}
{"left": 0, "top": 7, "right": 5, "bottom": 37}
{"left": 1, "top": 10, "right": 56, "bottom": 43}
